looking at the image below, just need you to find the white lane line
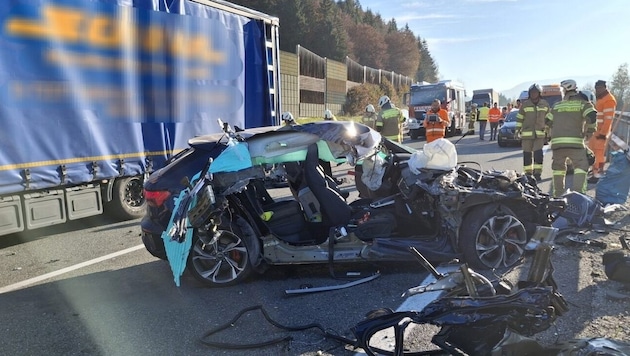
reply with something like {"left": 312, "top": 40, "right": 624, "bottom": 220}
{"left": 0, "top": 244, "right": 145, "bottom": 295}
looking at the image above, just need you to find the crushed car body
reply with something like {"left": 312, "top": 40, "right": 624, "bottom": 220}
{"left": 146, "top": 121, "right": 566, "bottom": 287}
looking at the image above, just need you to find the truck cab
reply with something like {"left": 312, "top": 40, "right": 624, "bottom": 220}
{"left": 541, "top": 84, "right": 563, "bottom": 107}
{"left": 403, "top": 80, "right": 466, "bottom": 139}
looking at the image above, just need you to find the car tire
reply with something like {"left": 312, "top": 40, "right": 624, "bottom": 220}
{"left": 410, "top": 132, "right": 419, "bottom": 140}
{"left": 187, "top": 220, "right": 253, "bottom": 287}
{"left": 459, "top": 204, "right": 528, "bottom": 269}
{"left": 107, "top": 176, "right": 146, "bottom": 219}
{"left": 498, "top": 138, "right": 507, "bottom": 147}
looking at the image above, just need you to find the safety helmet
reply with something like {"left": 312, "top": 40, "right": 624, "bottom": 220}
{"left": 528, "top": 83, "right": 542, "bottom": 93}
{"left": 471, "top": 103, "right": 478, "bottom": 108}
{"left": 281, "top": 111, "right": 294, "bottom": 123}
{"left": 377, "top": 95, "right": 390, "bottom": 108}
{"left": 323, "top": 109, "right": 334, "bottom": 119}
{"left": 365, "top": 104, "right": 375, "bottom": 113}
{"left": 560, "top": 79, "right": 577, "bottom": 92}
{"left": 580, "top": 90, "right": 595, "bottom": 103}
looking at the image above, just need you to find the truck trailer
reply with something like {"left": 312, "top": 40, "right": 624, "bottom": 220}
{"left": 0, "top": 0, "right": 281, "bottom": 237}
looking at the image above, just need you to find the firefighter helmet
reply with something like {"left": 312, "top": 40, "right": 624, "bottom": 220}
{"left": 281, "top": 111, "right": 295, "bottom": 123}
{"left": 560, "top": 79, "right": 577, "bottom": 92}
{"left": 528, "top": 83, "right": 542, "bottom": 93}
{"left": 365, "top": 104, "right": 375, "bottom": 113}
{"left": 378, "top": 95, "right": 390, "bottom": 108}
{"left": 580, "top": 90, "right": 595, "bottom": 103}
{"left": 323, "top": 109, "right": 334, "bottom": 120}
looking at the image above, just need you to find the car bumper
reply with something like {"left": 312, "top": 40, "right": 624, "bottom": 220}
{"left": 140, "top": 214, "right": 168, "bottom": 259}
{"left": 497, "top": 132, "right": 521, "bottom": 145}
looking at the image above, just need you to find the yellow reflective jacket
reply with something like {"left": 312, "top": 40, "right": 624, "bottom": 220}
{"left": 545, "top": 95, "right": 596, "bottom": 149}
{"left": 515, "top": 98, "right": 549, "bottom": 139}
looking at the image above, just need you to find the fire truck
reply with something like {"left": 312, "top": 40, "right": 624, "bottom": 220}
{"left": 403, "top": 80, "right": 467, "bottom": 139}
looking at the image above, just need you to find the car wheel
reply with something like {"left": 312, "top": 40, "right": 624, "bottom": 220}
{"left": 497, "top": 138, "right": 507, "bottom": 147}
{"left": 459, "top": 204, "right": 528, "bottom": 269}
{"left": 410, "top": 132, "right": 418, "bottom": 140}
{"left": 188, "top": 221, "right": 253, "bottom": 287}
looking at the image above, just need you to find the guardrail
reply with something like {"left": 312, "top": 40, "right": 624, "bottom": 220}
{"left": 614, "top": 111, "right": 630, "bottom": 141}
{"left": 611, "top": 111, "right": 630, "bottom": 160}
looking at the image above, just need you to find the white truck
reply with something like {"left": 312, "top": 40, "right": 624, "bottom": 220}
{"left": 471, "top": 88, "right": 499, "bottom": 107}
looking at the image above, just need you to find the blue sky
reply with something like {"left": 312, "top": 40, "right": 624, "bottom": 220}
{"left": 360, "top": 0, "right": 630, "bottom": 93}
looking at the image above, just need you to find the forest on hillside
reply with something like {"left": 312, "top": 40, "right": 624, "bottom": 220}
{"left": 229, "top": 0, "right": 439, "bottom": 83}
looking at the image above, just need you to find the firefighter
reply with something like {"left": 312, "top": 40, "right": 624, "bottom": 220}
{"left": 588, "top": 80, "right": 617, "bottom": 183}
{"left": 375, "top": 95, "right": 405, "bottom": 143}
{"left": 424, "top": 99, "right": 450, "bottom": 143}
{"left": 488, "top": 102, "right": 502, "bottom": 141}
{"left": 515, "top": 83, "right": 550, "bottom": 181}
{"left": 468, "top": 103, "right": 478, "bottom": 134}
{"left": 281, "top": 111, "right": 298, "bottom": 126}
{"left": 545, "top": 79, "right": 597, "bottom": 197}
{"left": 477, "top": 102, "right": 490, "bottom": 140}
{"left": 362, "top": 104, "right": 377, "bottom": 129}
{"left": 323, "top": 109, "right": 337, "bottom": 121}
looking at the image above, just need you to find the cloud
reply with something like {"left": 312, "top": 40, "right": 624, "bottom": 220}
{"left": 425, "top": 36, "right": 487, "bottom": 45}
{"left": 396, "top": 13, "right": 458, "bottom": 22}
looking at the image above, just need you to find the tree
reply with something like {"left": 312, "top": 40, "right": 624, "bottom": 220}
{"left": 347, "top": 23, "right": 387, "bottom": 68}
{"left": 273, "top": 0, "right": 308, "bottom": 52}
{"left": 415, "top": 37, "right": 438, "bottom": 83}
{"left": 384, "top": 25, "right": 419, "bottom": 78}
{"left": 304, "top": 0, "right": 349, "bottom": 61}
{"left": 610, "top": 63, "right": 630, "bottom": 110}
{"left": 337, "top": 0, "right": 362, "bottom": 24}
{"left": 498, "top": 93, "right": 510, "bottom": 107}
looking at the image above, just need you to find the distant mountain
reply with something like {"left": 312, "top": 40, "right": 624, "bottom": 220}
{"left": 500, "top": 75, "right": 608, "bottom": 101}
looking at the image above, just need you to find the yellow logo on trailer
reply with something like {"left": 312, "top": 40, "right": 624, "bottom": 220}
{"left": 5, "top": 4, "right": 226, "bottom": 64}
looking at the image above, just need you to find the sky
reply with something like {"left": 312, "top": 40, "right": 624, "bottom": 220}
{"left": 360, "top": 0, "right": 630, "bottom": 94}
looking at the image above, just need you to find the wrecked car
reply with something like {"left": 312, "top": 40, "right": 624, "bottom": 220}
{"left": 147, "top": 121, "right": 564, "bottom": 287}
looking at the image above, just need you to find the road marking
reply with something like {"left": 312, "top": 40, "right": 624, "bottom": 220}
{"left": 0, "top": 244, "right": 145, "bottom": 294}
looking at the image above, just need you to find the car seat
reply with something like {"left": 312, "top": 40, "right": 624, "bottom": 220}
{"left": 302, "top": 143, "right": 352, "bottom": 227}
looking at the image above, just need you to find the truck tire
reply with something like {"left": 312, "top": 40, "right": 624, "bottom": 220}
{"left": 107, "top": 176, "right": 146, "bottom": 220}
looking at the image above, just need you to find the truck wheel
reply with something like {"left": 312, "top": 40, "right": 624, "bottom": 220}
{"left": 108, "top": 176, "right": 146, "bottom": 219}
{"left": 459, "top": 204, "right": 527, "bottom": 269}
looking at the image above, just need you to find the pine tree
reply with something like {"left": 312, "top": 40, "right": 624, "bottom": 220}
{"left": 415, "top": 37, "right": 439, "bottom": 83}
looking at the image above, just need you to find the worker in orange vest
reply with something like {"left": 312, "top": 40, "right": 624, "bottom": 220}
{"left": 588, "top": 80, "right": 617, "bottom": 183}
{"left": 424, "top": 99, "right": 450, "bottom": 143}
{"left": 488, "top": 102, "right": 502, "bottom": 141}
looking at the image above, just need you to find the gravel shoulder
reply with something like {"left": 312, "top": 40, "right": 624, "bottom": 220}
{"left": 513, "top": 201, "right": 630, "bottom": 346}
